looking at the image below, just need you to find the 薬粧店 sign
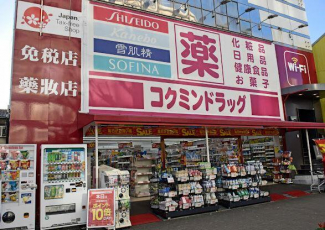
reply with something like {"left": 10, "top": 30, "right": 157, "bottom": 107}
{"left": 87, "top": 189, "right": 115, "bottom": 228}
{"left": 83, "top": 2, "right": 284, "bottom": 122}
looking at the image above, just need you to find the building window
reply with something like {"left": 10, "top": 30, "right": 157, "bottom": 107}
{"left": 0, "top": 126, "right": 6, "bottom": 137}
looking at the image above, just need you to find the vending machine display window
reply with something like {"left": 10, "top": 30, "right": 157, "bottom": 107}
{"left": 1, "top": 149, "right": 34, "bottom": 204}
{"left": 44, "top": 185, "right": 64, "bottom": 200}
{"left": 43, "top": 149, "right": 86, "bottom": 183}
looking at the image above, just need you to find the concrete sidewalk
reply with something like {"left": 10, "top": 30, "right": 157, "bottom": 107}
{"left": 133, "top": 193, "right": 325, "bottom": 230}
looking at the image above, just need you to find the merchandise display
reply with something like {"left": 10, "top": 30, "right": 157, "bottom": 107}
{"left": 273, "top": 151, "right": 294, "bottom": 184}
{"left": 152, "top": 162, "right": 219, "bottom": 218}
{"left": 218, "top": 161, "right": 270, "bottom": 208}
{"left": 41, "top": 145, "right": 88, "bottom": 229}
{"left": 99, "top": 165, "right": 131, "bottom": 229}
{"left": 241, "top": 137, "right": 283, "bottom": 180}
{"left": 0, "top": 145, "right": 37, "bottom": 230}
{"left": 130, "top": 149, "right": 160, "bottom": 197}
{"left": 85, "top": 130, "right": 288, "bottom": 221}
{"left": 209, "top": 138, "right": 239, "bottom": 164}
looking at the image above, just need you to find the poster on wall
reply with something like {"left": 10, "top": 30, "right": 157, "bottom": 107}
{"left": 87, "top": 189, "right": 115, "bottom": 228}
{"left": 82, "top": 2, "right": 284, "bottom": 122}
{"left": 275, "top": 44, "right": 317, "bottom": 88}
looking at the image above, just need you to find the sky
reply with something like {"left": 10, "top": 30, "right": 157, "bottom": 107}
{"left": 0, "top": 0, "right": 324, "bottom": 110}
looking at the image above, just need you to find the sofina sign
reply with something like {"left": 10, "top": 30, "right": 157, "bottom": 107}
{"left": 82, "top": 2, "right": 285, "bottom": 122}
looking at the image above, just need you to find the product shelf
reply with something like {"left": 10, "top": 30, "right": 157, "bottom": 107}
{"left": 219, "top": 196, "right": 271, "bottom": 209}
{"left": 153, "top": 205, "right": 219, "bottom": 219}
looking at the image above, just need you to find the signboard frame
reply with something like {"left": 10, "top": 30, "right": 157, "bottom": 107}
{"left": 81, "top": 1, "right": 285, "bottom": 122}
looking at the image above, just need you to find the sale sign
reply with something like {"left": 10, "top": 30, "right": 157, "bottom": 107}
{"left": 82, "top": 2, "right": 284, "bottom": 122}
{"left": 87, "top": 189, "right": 115, "bottom": 228}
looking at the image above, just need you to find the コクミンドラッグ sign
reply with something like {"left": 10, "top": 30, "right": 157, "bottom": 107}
{"left": 83, "top": 2, "right": 284, "bottom": 122}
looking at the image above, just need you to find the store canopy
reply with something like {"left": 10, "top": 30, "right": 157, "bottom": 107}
{"left": 282, "top": 83, "right": 325, "bottom": 98}
{"left": 78, "top": 114, "right": 325, "bottom": 130}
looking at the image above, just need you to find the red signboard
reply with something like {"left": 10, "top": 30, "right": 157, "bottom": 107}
{"left": 275, "top": 44, "right": 317, "bottom": 88}
{"left": 87, "top": 189, "right": 115, "bottom": 228}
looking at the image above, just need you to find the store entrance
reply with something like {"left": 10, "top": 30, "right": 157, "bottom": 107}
{"left": 83, "top": 125, "right": 296, "bottom": 222}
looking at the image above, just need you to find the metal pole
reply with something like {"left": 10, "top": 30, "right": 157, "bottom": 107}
{"left": 205, "top": 127, "right": 210, "bottom": 163}
{"left": 95, "top": 123, "right": 99, "bottom": 189}
{"left": 40, "top": 0, "right": 44, "bottom": 36}
{"left": 305, "top": 129, "right": 314, "bottom": 189}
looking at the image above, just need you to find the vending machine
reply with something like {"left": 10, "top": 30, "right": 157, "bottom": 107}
{"left": 0, "top": 144, "right": 37, "bottom": 230}
{"left": 41, "top": 144, "right": 87, "bottom": 229}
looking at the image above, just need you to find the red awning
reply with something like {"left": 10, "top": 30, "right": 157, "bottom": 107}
{"left": 80, "top": 114, "right": 325, "bottom": 130}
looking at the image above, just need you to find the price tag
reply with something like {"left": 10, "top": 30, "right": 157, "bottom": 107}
{"left": 209, "top": 175, "right": 216, "bottom": 180}
{"left": 231, "top": 173, "right": 238, "bottom": 177}
{"left": 253, "top": 194, "right": 259, "bottom": 199}
{"left": 183, "top": 190, "right": 190, "bottom": 195}
{"left": 169, "top": 206, "right": 176, "bottom": 212}
{"left": 210, "top": 200, "right": 217, "bottom": 204}
{"left": 183, "top": 203, "right": 190, "bottom": 209}
{"left": 167, "top": 177, "right": 174, "bottom": 183}
{"left": 181, "top": 177, "right": 188, "bottom": 182}
{"left": 169, "top": 191, "right": 176, "bottom": 197}
{"left": 232, "top": 185, "right": 239, "bottom": 190}
{"left": 243, "top": 195, "right": 249, "bottom": 200}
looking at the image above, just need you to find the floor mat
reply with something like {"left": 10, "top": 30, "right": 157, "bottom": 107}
{"left": 130, "top": 213, "right": 161, "bottom": 226}
{"left": 270, "top": 193, "right": 290, "bottom": 202}
{"left": 284, "top": 190, "right": 310, "bottom": 198}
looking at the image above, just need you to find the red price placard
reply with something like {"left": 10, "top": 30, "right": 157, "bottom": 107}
{"left": 87, "top": 189, "right": 115, "bottom": 228}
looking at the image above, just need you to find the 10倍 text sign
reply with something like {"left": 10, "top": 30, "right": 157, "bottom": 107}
{"left": 83, "top": 2, "right": 284, "bottom": 121}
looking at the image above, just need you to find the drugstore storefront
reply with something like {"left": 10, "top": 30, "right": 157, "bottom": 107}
{"left": 80, "top": 115, "right": 325, "bottom": 219}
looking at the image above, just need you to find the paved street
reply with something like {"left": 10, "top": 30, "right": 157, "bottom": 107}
{"left": 133, "top": 193, "right": 325, "bottom": 230}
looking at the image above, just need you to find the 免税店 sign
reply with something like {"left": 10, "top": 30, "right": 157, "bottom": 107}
{"left": 82, "top": 2, "right": 284, "bottom": 122}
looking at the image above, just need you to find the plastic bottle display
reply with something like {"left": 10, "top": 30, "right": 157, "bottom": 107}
{"left": 44, "top": 150, "right": 85, "bottom": 183}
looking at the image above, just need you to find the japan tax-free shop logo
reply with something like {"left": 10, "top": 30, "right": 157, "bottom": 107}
{"left": 284, "top": 51, "right": 310, "bottom": 86}
{"left": 21, "top": 7, "right": 52, "bottom": 29}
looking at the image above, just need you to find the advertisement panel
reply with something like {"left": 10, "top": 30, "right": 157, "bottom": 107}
{"left": 275, "top": 44, "right": 317, "bottom": 88}
{"left": 87, "top": 189, "right": 115, "bottom": 228}
{"left": 83, "top": 2, "right": 284, "bottom": 121}
{"left": 16, "top": 1, "right": 82, "bottom": 38}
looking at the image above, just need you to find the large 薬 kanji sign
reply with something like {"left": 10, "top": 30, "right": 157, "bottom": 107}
{"left": 83, "top": 2, "right": 284, "bottom": 121}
